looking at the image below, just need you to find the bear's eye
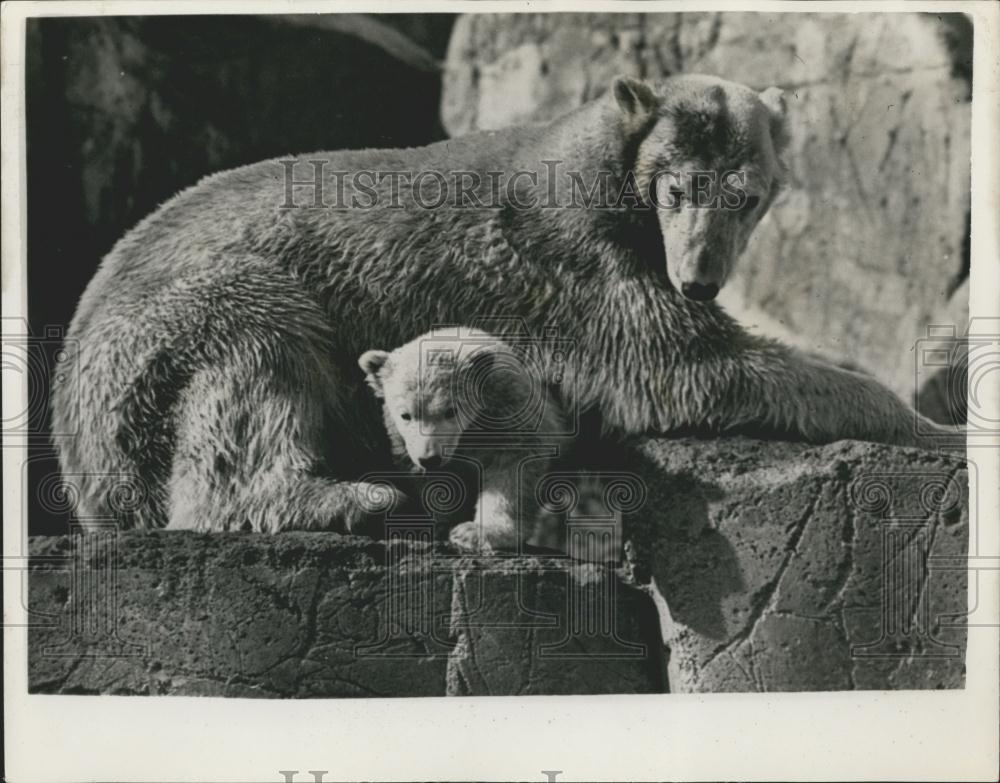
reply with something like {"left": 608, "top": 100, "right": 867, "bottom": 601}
{"left": 399, "top": 412, "right": 412, "bottom": 422}
{"left": 742, "top": 195, "right": 761, "bottom": 212}
{"left": 668, "top": 188, "right": 685, "bottom": 208}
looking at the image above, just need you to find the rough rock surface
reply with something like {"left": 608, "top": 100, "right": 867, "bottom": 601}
{"left": 28, "top": 533, "right": 655, "bottom": 697}
{"left": 441, "top": 12, "right": 971, "bottom": 405}
{"left": 27, "top": 438, "right": 967, "bottom": 695}
{"left": 625, "top": 438, "right": 968, "bottom": 692}
{"left": 446, "top": 561, "right": 665, "bottom": 695}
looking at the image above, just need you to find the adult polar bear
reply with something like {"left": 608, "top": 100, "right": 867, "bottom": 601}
{"left": 52, "top": 74, "right": 951, "bottom": 532}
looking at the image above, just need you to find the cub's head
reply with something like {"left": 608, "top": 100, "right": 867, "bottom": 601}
{"left": 359, "top": 333, "right": 505, "bottom": 471}
{"left": 612, "top": 73, "right": 789, "bottom": 301}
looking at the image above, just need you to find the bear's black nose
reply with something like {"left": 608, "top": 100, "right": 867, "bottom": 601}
{"left": 418, "top": 455, "right": 443, "bottom": 470}
{"left": 681, "top": 282, "right": 719, "bottom": 301}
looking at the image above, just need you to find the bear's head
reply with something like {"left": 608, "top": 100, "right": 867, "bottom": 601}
{"left": 612, "top": 73, "right": 789, "bottom": 302}
{"left": 359, "top": 333, "right": 517, "bottom": 471}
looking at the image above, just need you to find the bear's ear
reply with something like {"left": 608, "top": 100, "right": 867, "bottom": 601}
{"left": 611, "top": 76, "right": 659, "bottom": 122}
{"left": 759, "top": 86, "right": 790, "bottom": 152}
{"left": 358, "top": 350, "right": 390, "bottom": 396}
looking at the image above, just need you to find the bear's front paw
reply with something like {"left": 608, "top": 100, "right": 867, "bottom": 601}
{"left": 346, "top": 482, "right": 408, "bottom": 539}
{"left": 897, "top": 418, "right": 966, "bottom": 452}
{"left": 449, "top": 521, "right": 495, "bottom": 554}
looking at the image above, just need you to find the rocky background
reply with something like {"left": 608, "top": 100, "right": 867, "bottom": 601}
{"left": 25, "top": 12, "right": 972, "bottom": 694}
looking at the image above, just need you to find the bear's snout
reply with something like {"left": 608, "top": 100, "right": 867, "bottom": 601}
{"left": 680, "top": 281, "right": 720, "bottom": 301}
{"left": 417, "top": 454, "right": 443, "bottom": 470}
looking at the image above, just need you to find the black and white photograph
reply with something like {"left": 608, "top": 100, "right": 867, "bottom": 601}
{"left": 3, "top": 1, "right": 998, "bottom": 781}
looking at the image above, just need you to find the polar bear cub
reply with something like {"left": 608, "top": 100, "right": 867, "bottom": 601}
{"left": 359, "top": 328, "right": 569, "bottom": 552}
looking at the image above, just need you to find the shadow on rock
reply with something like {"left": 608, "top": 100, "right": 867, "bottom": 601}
{"left": 616, "top": 440, "right": 747, "bottom": 642}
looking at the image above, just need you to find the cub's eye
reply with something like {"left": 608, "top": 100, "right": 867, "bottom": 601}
{"left": 668, "top": 188, "right": 685, "bottom": 208}
{"left": 440, "top": 409, "right": 457, "bottom": 420}
{"left": 399, "top": 412, "right": 412, "bottom": 422}
{"left": 743, "top": 195, "right": 761, "bottom": 212}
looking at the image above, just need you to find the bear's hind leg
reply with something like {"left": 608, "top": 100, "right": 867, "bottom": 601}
{"left": 164, "top": 349, "right": 399, "bottom": 534}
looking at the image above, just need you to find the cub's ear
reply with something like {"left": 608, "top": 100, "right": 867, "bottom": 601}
{"left": 611, "top": 76, "right": 659, "bottom": 122}
{"left": 759, "top": 86, "right": 790, "bottom": 152}
{"left": 358, "top": 350, "right": 390, "bottom": 396}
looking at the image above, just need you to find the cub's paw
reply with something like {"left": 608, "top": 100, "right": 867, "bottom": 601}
{"left": 449, "top": 521, "right": 495, "bottom": 554}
